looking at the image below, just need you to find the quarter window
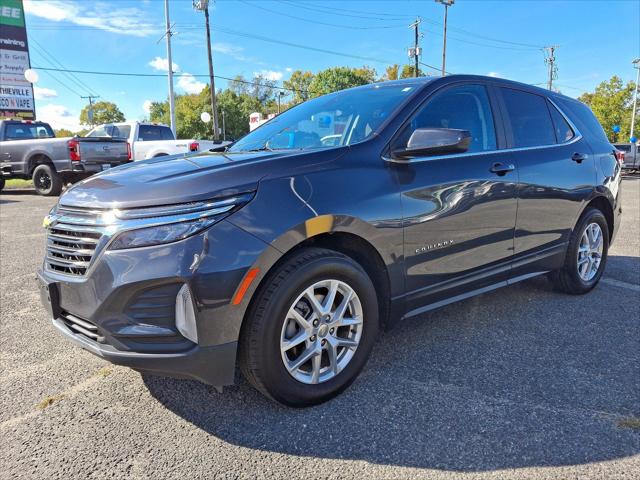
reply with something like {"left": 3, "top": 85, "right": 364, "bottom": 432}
{"left": 395, "top": 84, "right": 497, "bottom": 154}
{"left": 500, "top": 88, "right": 556, "bottom": 148}
{"left": 547, "top": 101, "right": 574, "bottom": 143}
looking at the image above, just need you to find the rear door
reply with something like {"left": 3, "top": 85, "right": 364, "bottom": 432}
{"left": 394, "top": 83, "right": 519, "bottom": 317}
{"left": 496, "top": 87, "right": 595, "bottom": 278}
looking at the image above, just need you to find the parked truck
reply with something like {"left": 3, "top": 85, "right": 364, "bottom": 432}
{"left": 614, "top": 142, "right": 639, "bottom": 172}
{"left": 0, "top": 120, "right": 130, "bottom": 196}
{"left": 85, "top": 121, "right": 229, "bottom": 161}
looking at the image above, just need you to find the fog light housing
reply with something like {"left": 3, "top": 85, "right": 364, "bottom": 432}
{"left": 175, "top": 284, "right": 198, "bottom": 343}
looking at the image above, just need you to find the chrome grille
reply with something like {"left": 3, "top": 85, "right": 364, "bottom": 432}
{"left": 61, "top": 312, "right": 104, "bottom": 343}
{"left": 46, "top": 208, "right": 104, "bottom": 277}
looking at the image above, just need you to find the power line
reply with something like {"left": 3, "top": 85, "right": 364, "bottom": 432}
{"left": 275, "top": 0, "right": 411, "bottom": 21}
{"left": 36, "top": 68, "right": 84, "bottom": 98}
{"left": 30, "top": 66, "right": 312, "bottom": 93}
{"left": 29, "top": 38, "right": 98, "bottom": 96}
{"left": 236, "top": 0, "right": 407, "bottom": 30}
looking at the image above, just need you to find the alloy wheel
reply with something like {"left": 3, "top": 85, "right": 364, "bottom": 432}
{"left": 577, "top": 222, "right": 603, "bottom": 281}
{"left": 280, "top": 279, "right": 364, "bottom": 385}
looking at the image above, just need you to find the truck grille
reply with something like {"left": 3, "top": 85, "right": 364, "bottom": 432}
{"left": 46, "top": 212, "right": 103, "bottom": 276}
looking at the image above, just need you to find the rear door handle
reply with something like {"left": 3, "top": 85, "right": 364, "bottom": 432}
{"left": 571, "top": 152, "right": 587, "bottom": 163}
{"left": 489, "top": 162, "right": 515, "bottom": 176}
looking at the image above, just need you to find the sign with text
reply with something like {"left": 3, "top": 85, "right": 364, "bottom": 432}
{"left": 0, "top": 0, "right": 34, "bottom": 120}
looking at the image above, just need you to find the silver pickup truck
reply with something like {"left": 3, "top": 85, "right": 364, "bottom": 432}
{"left": 0, "top": 120, "right": 130, "bottom": 196}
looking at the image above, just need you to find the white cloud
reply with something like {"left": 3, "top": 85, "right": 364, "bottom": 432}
{"left": 148, "top": 56, "right": 179, "bottom": 73}
{"left": 38, "top": 104, "right": 82, "bottom": 132}
{"left": 285, "top": 67, "right": 293, "bottom": 73}
{"left": 142, "top": 100, "right": 152, "bottom": 114}
{"left": 254, "top": 70, "right": 283, "bottom": 81}
{"left": 177, "top": 73, "right": 206, "bottom": 95}
{"left": 34, "top": 86, "right": 58, "bottom": 100}
{"left": 487, "top": 71, "right": 501, "bottom": 78}
{"left": 23, "top": 0, "right": 159, "bottom": 37}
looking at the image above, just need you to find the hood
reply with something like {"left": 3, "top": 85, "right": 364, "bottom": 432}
{"left": 59, "top": 149, "right": 339, "bottom": 209}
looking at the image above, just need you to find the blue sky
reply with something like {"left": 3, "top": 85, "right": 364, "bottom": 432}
{"left": 24, "top": 0, "right": 640, "bottom": 132}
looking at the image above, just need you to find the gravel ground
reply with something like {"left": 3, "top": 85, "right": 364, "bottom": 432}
{"left": 1, "top": 177, "right": 639, "bottom": 480}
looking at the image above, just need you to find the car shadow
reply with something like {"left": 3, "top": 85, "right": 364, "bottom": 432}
{"left": 143, "top": 268, "right": 639, "bottom": 472}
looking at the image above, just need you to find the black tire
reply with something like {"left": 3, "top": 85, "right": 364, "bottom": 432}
{"left": 0, "top": 177, "right": 4, "bottom": 192}
{"left": 239, "top": 248, "right": 379, "bottom": 407}
{"left": 550, "top": 208, "right": 609, "bottom": 294}
{"left": 32, "top": 164, "right": 63, "bottom": 196}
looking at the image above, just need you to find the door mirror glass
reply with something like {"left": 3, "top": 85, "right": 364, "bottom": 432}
{"left": 392, "top": 128, "right": 471, "bottom": 159}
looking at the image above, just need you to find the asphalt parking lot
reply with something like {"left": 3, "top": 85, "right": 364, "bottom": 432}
{"left": 1, "top": 177, "right": 639, "bottom": 480}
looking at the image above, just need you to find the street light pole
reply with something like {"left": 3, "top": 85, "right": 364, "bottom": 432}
{"left": 630, "top": 58, "right": 640, "bottom": 142}
{"left": 436, "top": 0, "right": 454, "bottom": 76}
{"left": 163, "top": 0, "right": 176, "bottom": 136}
{"left": 193, "top": 0, "right": 219, "bottom": 141}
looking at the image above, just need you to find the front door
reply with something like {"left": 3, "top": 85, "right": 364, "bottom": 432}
{"left": 392, "top": 83, "right": 519, "bottom": 318}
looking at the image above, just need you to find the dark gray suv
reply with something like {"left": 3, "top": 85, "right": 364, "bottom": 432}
{"left": 37, "top": 75, "right": 622, "bottom": 406}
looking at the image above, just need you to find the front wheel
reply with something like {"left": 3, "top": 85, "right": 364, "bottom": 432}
{"left": 32, "top": 164, "right": 62, "bottom": 196}
{"left": 239, "top": 248, "right": 379, "bottom": 407}
{"left": 550, "top": 208, "right": 609, "bottom": 294}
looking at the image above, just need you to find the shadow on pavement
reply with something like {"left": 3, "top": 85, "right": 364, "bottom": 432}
{"left": 144, "top": 267, "right": 640, "bottom": 472}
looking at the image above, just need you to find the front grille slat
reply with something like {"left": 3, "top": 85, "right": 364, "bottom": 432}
{"left": 46, "top": 213, "right": 103, "bottom": 276}
{"left": 61, "top": 312, "right": 105, "bottom": 343}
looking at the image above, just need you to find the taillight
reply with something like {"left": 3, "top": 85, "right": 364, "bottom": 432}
{"left": 68, "top": 139, "right": 81, "bottom": 161}
{"left": 189, "top": 141, "right": 199, "bottom": 152}
{"left": 127, "top": 142, "right": 132, "bottom": 161}
{"left": 614, "top": 149, "right": 625, "bottom": 165}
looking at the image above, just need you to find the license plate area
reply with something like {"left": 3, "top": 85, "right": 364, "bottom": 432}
{"left": 101, "top": 164, "right": 112, "bottom": 171}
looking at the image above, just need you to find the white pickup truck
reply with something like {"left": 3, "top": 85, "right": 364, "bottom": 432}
{"left": 86, "top": 121, "right": 227, "bottom": 161}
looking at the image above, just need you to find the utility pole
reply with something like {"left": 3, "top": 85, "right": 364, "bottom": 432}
{"left": 630, "top": 58, "right": 640, "bottom": 142}
{"left": 543, "top": 45, "right": 559, "bottom": 91}
{"left": 81, "top": 95, "right": 99, "bottom": 125}
{"left": 193, "top": 0, "right": 219, "bottom": 141}
{"left": 408, "top": 18, "right": 422, "bottom": 78}
{"left": 277, "top": 91, "right": 285, "bottom": 114}
{"left": 163, "top": 0, "right": 176, "bottom": 136}
{"left": 435, "top": 0, "right": 454, "bottom": 76}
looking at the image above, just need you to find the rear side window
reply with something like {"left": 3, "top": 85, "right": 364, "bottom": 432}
{"left": 395, "top": 84, "right": 497, "bottom": 154}
{"left": 500, "top": 88, "right": 555, "bottom": 148}
{"left": 555, "top": 97, "right": 609, "bottom": 145}
{"left": 138, "top": 125, "right": 174, "bottom": 141}
{"left": 547, "top": 101, "right": 574, "bottom": 143}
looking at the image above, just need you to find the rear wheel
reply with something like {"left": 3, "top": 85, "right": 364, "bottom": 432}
{"left": 550, "top": 208, "right": 609, "bottom": 294}
{"left": 33, "top": 164, "right": 63, "bottom": 196}
{"left": 239, "top": 248, "right": 379, "bottom": 407}
{"left": 0, "top": 177, "right": 4, "bottom": 192}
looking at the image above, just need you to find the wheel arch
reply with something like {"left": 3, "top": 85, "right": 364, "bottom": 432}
{"left": 28, "top": 153, "right": 54, "bottom": 175}
{"left": 581, "top": 195, "right": 614, "bottom": 240}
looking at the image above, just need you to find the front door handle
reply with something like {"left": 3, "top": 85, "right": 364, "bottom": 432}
{"left": 489, "top": 162, "right": 515, "bottom": 176}
{"left": 571, "top": 152, "right": 587, "bottom": 163}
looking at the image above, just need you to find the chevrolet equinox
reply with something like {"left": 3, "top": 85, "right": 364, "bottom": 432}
{"left": 38, "top": 76, "right": 622, "bottom": 407}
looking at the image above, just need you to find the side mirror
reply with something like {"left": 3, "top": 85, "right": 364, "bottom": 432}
{"left": 392, "top": 128, "right": 471, "bottom": 160}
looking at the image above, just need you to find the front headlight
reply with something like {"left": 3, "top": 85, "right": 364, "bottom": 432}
{"left": 107, "top": 193, "right": 253, "bottom": 250}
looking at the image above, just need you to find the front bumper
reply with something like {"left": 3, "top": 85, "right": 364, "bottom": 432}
{"left": 37, "top": 219, "right": 277, "bottom": 386}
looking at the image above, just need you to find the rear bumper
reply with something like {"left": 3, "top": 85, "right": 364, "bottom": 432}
{"left": 51, "top": 316, "right": 237, "bottom": 384}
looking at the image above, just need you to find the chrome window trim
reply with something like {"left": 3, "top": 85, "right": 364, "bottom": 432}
{"left": 383, "top": 96, "right": 583, "bottom": 164}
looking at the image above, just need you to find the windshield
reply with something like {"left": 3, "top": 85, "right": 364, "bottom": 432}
{"left": 87, "top": 124, "right": 131, "bottom": 139}
{"left": 4, "top": 123, "right": 54, "bottom": 140}
{"left": 228, "top": 83, "right": 419, "bottom": 152}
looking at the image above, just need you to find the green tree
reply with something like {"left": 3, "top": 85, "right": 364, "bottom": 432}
{"left": 308, "top": 66, "right": 376, "bottom": 97}
{"left": 384, "top": 64, "right": 400, "bottom": 81}
{"left": 283, "top": 70, "right": 314, "bottom": 104}
{"left": 400, "top": 64, "right": 422, "bottom": 79}
{"left": 79, "top": 101, "right": 125, "bottom": 126}
{"left": 578, "top": 76, "right": 636, "bottom": 142}
{"left": 54, "top": 128, "right": 75, "bottom": 138}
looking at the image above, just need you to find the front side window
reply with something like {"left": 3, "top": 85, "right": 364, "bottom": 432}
{"left": 500, "top": 88, "right": 556, "bottom": 148}
{"left": 228, "top": 83, "right": 424, "bottom": 153}
{"left": 86, "top": 124, "right": 130, "bottom": 139}
{"left": 394, "top": 84, "right": 497, "bottom": 154}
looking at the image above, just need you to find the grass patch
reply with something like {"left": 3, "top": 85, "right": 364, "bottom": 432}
{"left": 4, "top": 178, "right": 33, "bottom": 189}
{"left": 36, "top": 394, "right": 65, "bottom": 410}
{"left": 618, "top": 417, "right": 640, "bottom": 430}
{"left": 97, "top": 366, "right": 113, "bottom": 377}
